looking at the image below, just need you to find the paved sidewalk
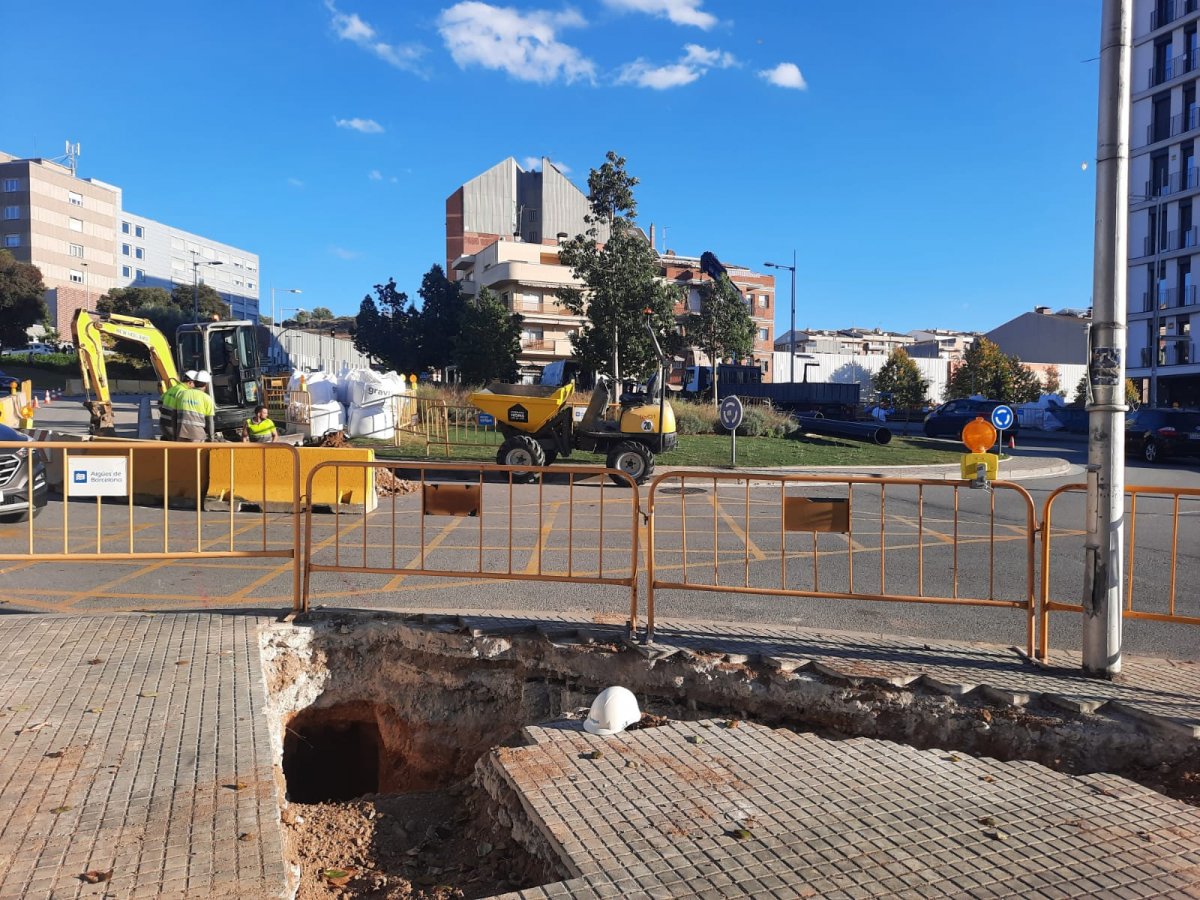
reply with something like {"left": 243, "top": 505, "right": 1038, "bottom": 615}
{"left": 491, "top": 719, "right": 1200, "bottom": 899}
{"left": 0, "top": 614, "right": 286, "bottom": 900}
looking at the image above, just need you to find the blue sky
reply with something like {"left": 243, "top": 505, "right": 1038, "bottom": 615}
{"left": 3, "top": 1, "right": 1101, "bottom": 334}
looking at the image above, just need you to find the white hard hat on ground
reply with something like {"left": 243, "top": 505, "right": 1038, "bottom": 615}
{"left": 194, "top": 370, "right": 212, "bottom": 385}
{"left": 583, "top": 686, "right": 641, "bottom": 736}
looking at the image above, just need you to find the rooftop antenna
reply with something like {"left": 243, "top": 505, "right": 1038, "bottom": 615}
{"left": 58, "top": 140, "right": 82, "bottom": 177}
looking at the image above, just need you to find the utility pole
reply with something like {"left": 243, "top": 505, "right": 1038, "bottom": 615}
{"left": 1083, "top": 0, "right": 1130, "bottom": 677}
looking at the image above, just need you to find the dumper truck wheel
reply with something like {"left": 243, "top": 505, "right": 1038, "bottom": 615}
{"left": 606, "top": 441, "right": 653, "bottom": 486}
{"left": 497, "top": 435, "right": 545, "bottom": 482}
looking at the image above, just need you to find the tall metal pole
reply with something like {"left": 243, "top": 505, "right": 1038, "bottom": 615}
{"left": 1150, "top": 194, "right": 1163, "bottom": 405}
{"left": 789, "top": 249, "right": 796, "bottom": 384}
{"left": 1083, "top": 0, "right": 1130, "bottom": 677}
{"left": 192, "top": 260, "right": 200, "bottom": 324}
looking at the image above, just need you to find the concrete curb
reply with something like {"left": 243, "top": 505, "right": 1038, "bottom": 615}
{"left": 660, "top": 454, "right": 1076, "bottom": 483}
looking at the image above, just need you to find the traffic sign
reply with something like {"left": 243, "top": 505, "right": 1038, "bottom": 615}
{"left": 478, "top": 413, "right": 495, "bottom": 427}
{"left": 719, "top": 395, "right": 744, "bottom": 432}
{"left": 990, "top": 404, "right": 1015, "bottom": 432}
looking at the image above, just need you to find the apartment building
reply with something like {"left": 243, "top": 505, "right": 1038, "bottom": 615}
{"left": 447, "top": 157, "right": 775, "bottom": 380}
{"left": 0, "top": 150, "right": 258, "bottom": 334}
{"left": 906, "top": 329, "right": 977, "bottom": 360}
{"left": 1129, "top": 0, "right": 1200, "bottom": 405}
{"left": 773, "top": 328, "right": 913, "bottom": 357}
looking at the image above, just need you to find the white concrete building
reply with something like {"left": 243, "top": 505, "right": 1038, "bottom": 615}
{"left": 1129, "top": 0, "right": 1200, "bottom": 405}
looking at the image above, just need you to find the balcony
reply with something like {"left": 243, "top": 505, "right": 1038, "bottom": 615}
{"left": 521, "top": 339, "right": 557, "bottom": 352}
{"left": 1141, "top": 341, "right": 1196, "bottom": 367}
{"left": 1150, "top": 0, "right": 1199, "bottom": 32}
{"left": 1141, "top": 226, "right": 1200, "bottom": 256}
{"left": 1144, "top": 108, "right": 1200, "bottom": 147}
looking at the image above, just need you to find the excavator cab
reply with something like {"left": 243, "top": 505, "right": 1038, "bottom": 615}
{"left": 175, "top": 322, "right": 261, "bottom": 436}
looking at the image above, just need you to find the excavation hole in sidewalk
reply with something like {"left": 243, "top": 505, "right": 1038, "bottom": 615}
{"left": 283, "top": 702, "right": 383, "bottom": 802}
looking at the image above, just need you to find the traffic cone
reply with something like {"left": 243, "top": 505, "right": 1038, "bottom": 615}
{"left": 1008, "top": 435, "right": 1015, "bottom": 449}
{"left": 43, "top": 389, "right": 51, "bottom": 404}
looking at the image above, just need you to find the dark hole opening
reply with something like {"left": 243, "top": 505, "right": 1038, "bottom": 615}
{"left": 283, "top": 704, "right": 382, "bottom": 802}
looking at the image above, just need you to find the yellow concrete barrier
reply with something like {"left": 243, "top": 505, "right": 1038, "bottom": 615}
{"left": 207, "top": 445, "right": 376, "bottom": 513}
{"left": 86, "top": 438, "right": 209, "bottom": 506}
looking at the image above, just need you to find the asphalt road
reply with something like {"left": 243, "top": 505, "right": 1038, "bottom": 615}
{"left": 4, "top": 399, "right": 1198, "bottom": 660}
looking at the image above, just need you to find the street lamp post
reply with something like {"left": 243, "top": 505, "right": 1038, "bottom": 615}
{"left": 764, "top": 251, "right": 797, "bottom": 382}
{"left": 191, "top": 251, "right": 223, "bottom": 323}
{"left": 82, "top": 262, "right": 89, "bottom": 309}
{"left": 271, "top": 286, "right": 302, "bottom": 329}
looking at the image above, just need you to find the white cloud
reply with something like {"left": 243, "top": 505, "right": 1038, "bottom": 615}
{"left": 602, "top": 0, "right": 717, "bottom": 29}
{"left": 438, "top": 2, "right": 595, "bottom": 85}
{"left": 287, "top": 177, "right": 305, "bottom": 188}
{"left": 522, "top": 156, "right": 571, "bottom": 174}
{"left": 325, "top": 0, "right": 426, "bottom": 72}
{"left": 758, "top": 62, "right": 807, "bottom": 90}
{"left": 368, "top": 169, "right": 383, "bottom": 181}
{"left": 617, "top": 43, "right": 736, "bottom": 90}
{"left": 335, "top": 117, "right": 385, "bottom": 133}
{"left": 329, "top": 246, "right": 364, "bottom": 260}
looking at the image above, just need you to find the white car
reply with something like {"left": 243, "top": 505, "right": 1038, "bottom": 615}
{"left": 22, "top": 343, "right": 56, "bottom": 356}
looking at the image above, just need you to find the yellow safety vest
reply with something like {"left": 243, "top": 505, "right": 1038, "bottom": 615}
{"left": 245, "top": 416, "right": 276, "bottom": 441}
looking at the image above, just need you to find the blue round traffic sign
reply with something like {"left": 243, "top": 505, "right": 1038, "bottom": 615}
{"left": 719, "top": 395, "right": 744, "bottom": 431}
{"left": 990, "top": 404, "right": 1015, "bottom": 431}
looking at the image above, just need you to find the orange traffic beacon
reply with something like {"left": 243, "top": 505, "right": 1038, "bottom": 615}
{"left": 960, "top": 416, "right": 999, "bottom": 481}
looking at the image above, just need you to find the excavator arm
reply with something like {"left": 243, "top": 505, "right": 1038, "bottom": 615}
{"left": 71, "top": 310, "right": 180, "bottom": 435}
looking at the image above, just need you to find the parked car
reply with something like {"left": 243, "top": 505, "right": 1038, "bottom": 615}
{"left": 0, "top": 423, "right": 47, "bottom": 522}
{"left": 923, "top": 398, "right": 1021, "bottom": 440}
{"left": 1125, "top": 408, "right": 1200, "bottom": 463}
{"left": 22, "top": 342, "right": 56, "bottom": 357}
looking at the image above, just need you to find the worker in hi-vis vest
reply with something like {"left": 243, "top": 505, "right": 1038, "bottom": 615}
{"left": 176, "top": 370, "right": 216, "bottom": 442}
{"left": 242, "top": 405, "right": 277, "bottom": 443}
{"left": 160, "top": 369, "right": 196, "bottom": 440}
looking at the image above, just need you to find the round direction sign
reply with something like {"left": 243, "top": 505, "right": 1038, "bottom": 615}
{"left": 990, "top": 404, "right": 1015, "bottom": 432}
{"left": 719, "top": 395, "right": 744, "bottom": 431}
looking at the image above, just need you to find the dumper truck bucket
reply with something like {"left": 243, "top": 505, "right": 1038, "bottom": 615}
{"left": 468, "top": 383, "right": 574, "bottom": 434}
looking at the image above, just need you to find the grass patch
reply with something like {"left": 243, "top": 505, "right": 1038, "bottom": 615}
{"left": 353, "top": 429, "right": 962, "bottom": 468}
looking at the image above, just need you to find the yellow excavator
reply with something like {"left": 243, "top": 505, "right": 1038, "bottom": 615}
{"left": 72, "top": 310, "right": 263, "bottom": 438}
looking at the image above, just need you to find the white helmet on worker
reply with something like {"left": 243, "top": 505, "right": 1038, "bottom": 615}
{"left": 194, "top": 370, "right": 212, "bottom": 385}
{"left": 583, "top": 686, "right": 641, "bottom": 736}
{"left": 184, "top": 369, "right": 198, "bottom": 382}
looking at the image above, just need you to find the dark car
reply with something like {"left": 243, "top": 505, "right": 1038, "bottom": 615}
{"left": 0, "top": 371, "right": 19, "bottom": 394}
{"left": 0, "top": 422, "right": 48, "bottom": 522}
{"left": 923, "top": 399, "right": 1020, "bottom": 440}
{"left": 1125, "top": 408, "right": 1200, "bottom": 463}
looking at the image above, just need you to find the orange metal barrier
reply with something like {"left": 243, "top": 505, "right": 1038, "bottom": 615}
{"left": 646, "top": 472, "right": 1040, "bottom": 653}
{"left": 1039, "top": 482, "right": 1200, "bottom": 659}
{"left": 301, "top": 460, "right": 641, "bottom": 631}
{"left": 393, "top": 397, "right": 502, "bottom": 457}
{"left": 0, "top": 440, "right": 302, "bottom": 609}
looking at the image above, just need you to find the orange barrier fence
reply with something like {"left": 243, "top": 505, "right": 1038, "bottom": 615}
{"left": 646, "top": 472, "right": 1040, "bottom": 653}
{"left": 393, "top": 397, "right": 502, "bottom": 457}
{"left": 0, "top": 440, "right": 302, "bottom": 608}
{"left": 301, "top": 460, "right": 641, "bottom": 631}
{"left": 1039, "top": 483, "right": 1200, "bottom": 659}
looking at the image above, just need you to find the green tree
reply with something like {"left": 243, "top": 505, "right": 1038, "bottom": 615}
{"left": 872, "top": 348, "right": 930, "bottom": 413}
{"left": 416, "top": 264, "right": 466, "bottom": 372}
{"left": 453, "top": 287, "right": 523, "bottom": 384}
{"left": 557, "top": 151, "right": 683, "bottom": 383}
{"left": 686, "top": 274, "right": 755, "bottom": 406}
{"left": 0, "top": 250, "right": 48, "bottom": 348}
{"left": 1043, "top": 364, "right": 1062, "bottom": 396}
{"left": 97, "top": 286, "right": 173, "bottom": 316}
{"left": 353, "top": 278, "right": 418, "bottom": 372}
{"left": 1073, "top": 374, "right": 1141, "bottom": 408}
{"left": 169, "top": 283, "right": 230, "bottom": 320}
{"left": 290, "top": 309, "right": 311, "bottom": 326}
{"left": 309, "top": 306, "right": 334, "bottom": 322}
{"left": 945, "top": 338, "right": 1041, "bottom": 404}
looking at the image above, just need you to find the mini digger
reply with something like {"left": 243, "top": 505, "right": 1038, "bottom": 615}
{"left": 469, "top": 319, "right": 676, "bottom": 485}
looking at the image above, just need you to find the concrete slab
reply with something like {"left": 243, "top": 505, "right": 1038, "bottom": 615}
{"left": 486, "top": 719, "right": 1200, "bottom": 899}
{"left": 0, "top": 614, "right": 287, "bottom": 900}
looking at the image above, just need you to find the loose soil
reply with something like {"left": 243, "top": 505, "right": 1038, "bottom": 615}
{"left": 283, "top": 780, "right": 554, "bottom": 899}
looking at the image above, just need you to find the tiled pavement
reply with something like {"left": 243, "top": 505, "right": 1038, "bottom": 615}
{"left": 0, "top": 614, "right": 286, "bottom": 900}
{"left": 491, "top": 719, "right": 1200, "bottom": 899}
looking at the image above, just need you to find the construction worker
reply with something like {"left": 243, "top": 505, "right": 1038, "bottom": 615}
{"left": 242, "top": 405, "right": 277, "bottom": 443}
{"left": 176, "top": 370, "right": 216, "bottom": 442}
{"left": 160, "top": 370, "right": 196, "bottom": 441}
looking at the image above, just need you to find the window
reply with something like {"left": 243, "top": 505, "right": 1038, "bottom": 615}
{"left": 758, "top": 327, "right": 770, "bottom": 342}
{"left": 4, "top": 206, "right": 19, "bottom": 219}
{"left": 758, "top": 295, "right": 769, "bottom": 308}
{"left": 69, "top": 217, "right": 82, "bottom": 232}
{"left": 122, "top": 221, "right": 130, "bottom": 234}
{"left": 134, "top": 225, "right": 144, "bottom": 238}
{"left": 69, "top": 269, "right": 84, "bottom": 284}
{"left": 3, "top": 235, "right": 18, "bottom": 248}
{"left": 122, "top": 265, "right": 131, "bottom": 278}
{"left": 3, "top": 178, "right": 18, "bottom": 192}
{"left": 68, "top": 191, "right": 82, "bottom": 207}
{"left": 136, "top": 269, "right": 145, "bottom": 281}
{"left": 247, "top": 281, "right": 255, "bottom": 290}
{"left": 122, "top": 243, "right": 131, "bottom": 256}
{"left": 135, "top": 247, "right": 144, "bottom": 259}
{"left": 69, "top": 243, "right": 83, "bottom": 258}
